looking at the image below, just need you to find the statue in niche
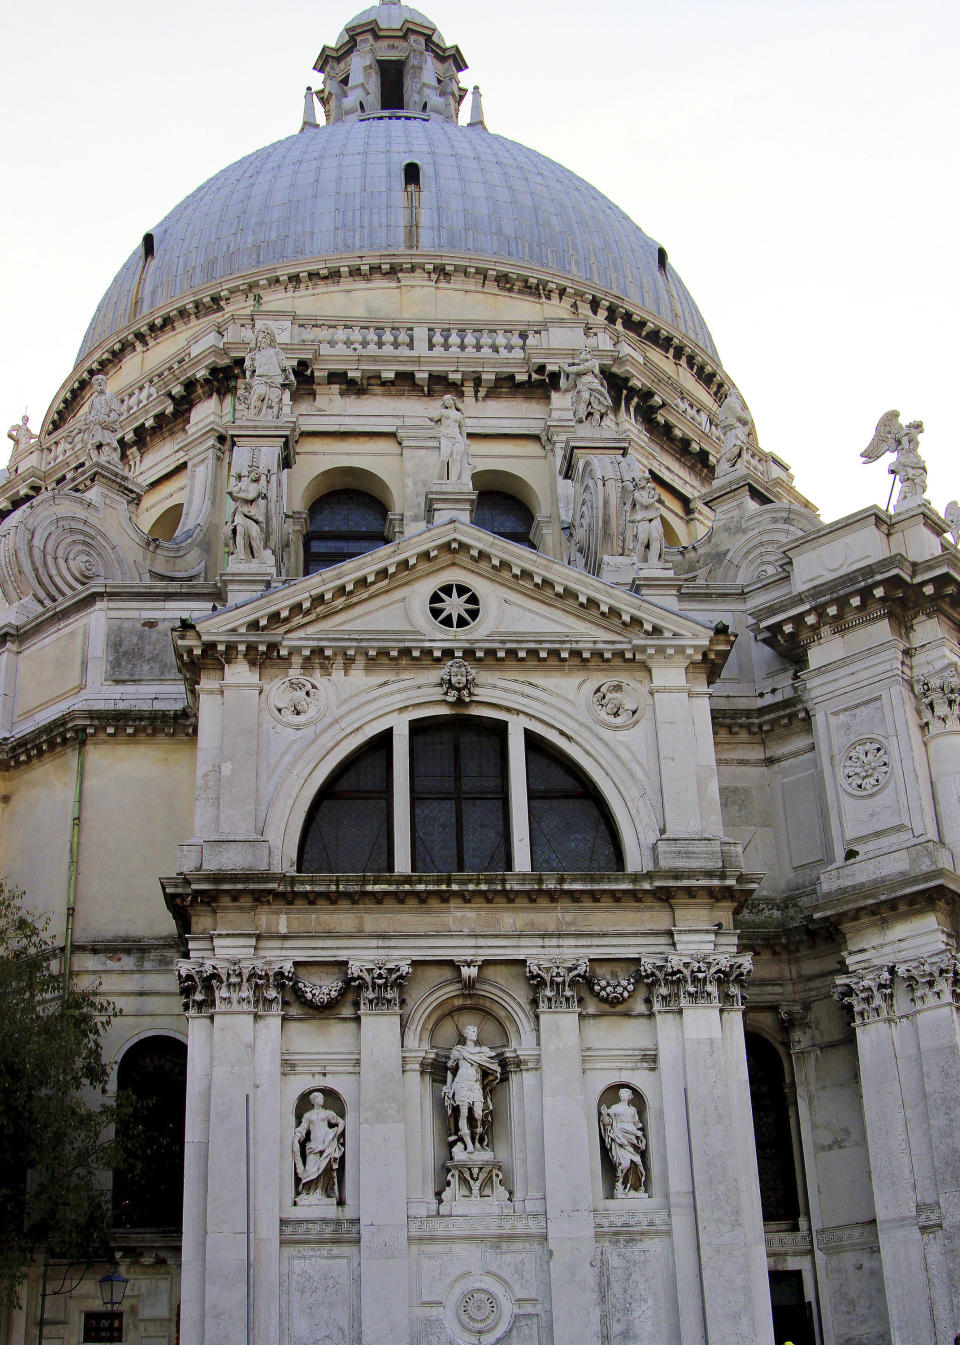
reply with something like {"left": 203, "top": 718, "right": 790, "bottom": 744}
{"left": 623, "top": 468, "right": 665, "bottom": 565}
{"left": 241, "top": 324, "right": 296, "bottom": 420}
{"left": 83, "top": 375, "right": 123, "bottom": 467}
{"left": 716, "top": 390, "right": 751, "bottom": 476}
{"left": 443, "top": 1023, "right": 500, "bottom": 1156}
{"left": 561, "top": 348, "right": 614, "bottom": 428}
{"left": 861, "top": 410, "right": 927, "bottom": 512}
{"left": 226, "top": 457, "right": 271, "bottom": 562}
{"left": 600, "top": 1088, "right": 647, "bottom": 1198}
{"left": 293, "top": 1091, "right": 345, "bottom": 1205}
{"left": 7, "top": 414, "right": 37, "bottom": 460}
{"left": 429, "top": 395, "right": 473, "bottom": 487}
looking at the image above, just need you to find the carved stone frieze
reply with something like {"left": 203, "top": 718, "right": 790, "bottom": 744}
{"left": 525, "top": 956, "right": 589, "bottom": 1011}
{"left": 639, "top": 954, "right": 753, "bottom": 1010}
{"left": 347, "top": 959, "right": 412, "bottom": 1012}
{"left": 896, "top": 953, "right": 960, "bottom": 1010}
{"left": 914, "top": 665, "right": 960, "bottom": 735}
{"left": 289, "top": 971, "right": 349, "bottom": 1012}
{"left": 834, "top": 967, "right": 895, "bottom": 1025}
{"left": 177, "top": 958, "right": 293, "bottom": 1015}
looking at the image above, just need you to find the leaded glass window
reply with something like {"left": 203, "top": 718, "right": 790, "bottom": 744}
{"left": 474, "top": 491, "right": 534, "bottom": 548}
{"left": 526, "top": 737, "right": 622, "bottom": 872}
{"left": 411, "top": 720, "right": 510, "bottom": 873}
{"left": 304, "top": 489, "right": 388, "bottom": 574}
{"left": 298, "top": 734, "right": 393, "bottom": 873}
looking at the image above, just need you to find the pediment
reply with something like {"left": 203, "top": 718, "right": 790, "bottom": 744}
{"left": 180, "top": 524, "right": 720, "bottom": 669}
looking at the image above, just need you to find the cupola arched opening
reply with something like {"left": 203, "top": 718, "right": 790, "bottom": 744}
{"left": 474, "top": 491, "right": 534, "bottom": 549}
{"left": 112, "top": 1036, "right": 187, "bottom": 1229}
{"left": 297, "top": 719, "right": 623, "bottom": 876}
{"left": 303, "top": 488, "right": 389, "bottom": 574}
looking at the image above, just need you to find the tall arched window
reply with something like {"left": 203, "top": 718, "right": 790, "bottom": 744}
{"left": 745, "top": 1033, "right": 800, "bottom": 1223}
{"left": 526, "top": 737, "right": 622, "bottom": 872}
{"left": 303, "top": 489, "right": 388, "bottom": 575}
{"left": 474, "top": 491, "right": 534, "bottom": 548}
{"left": 112, "top": 1037, "right": 187, "bottom": 1229}
{"left": 298, "top": 732, "right": 393, "bottom": 873}
{"left": 411, "top": 720, "right": 510, "bottom": 872}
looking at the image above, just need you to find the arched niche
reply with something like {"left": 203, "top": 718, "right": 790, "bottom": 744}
{"left": 597, "top": 1081, "right": 652, "bottom": 1200}
{"left": 112, "top": 1035, "right": 187, "bottom": 1229}
{"left": 470, "top": 470, "right": 543, "bottom": 532}
{"left": 145, "top": 501, "right": 185, "bottom": 541}
{"left": 292, "top": 1086, "right": 347, "bottom": 1208}
{"left": 299, "top": 465, "right": 397, "bottom": 517}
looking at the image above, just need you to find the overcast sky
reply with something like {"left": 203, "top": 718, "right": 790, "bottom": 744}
{"left": 1, "top": 0, "right": 957, "bottom": 522}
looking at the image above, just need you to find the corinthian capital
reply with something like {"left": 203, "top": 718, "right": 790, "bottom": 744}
{"left": 834, "top": 966, "right": 894, "bottom": 1026}
{"left": 177, "top": 958, "right": 293, "bottom": 1016}
{"left": 526, "top": 957, "right": 589, "bottom": 1011}
{"left": 639, "top": 954, "right": 753, "bottom": 1010}
{"left": 347, "top": 959, "right": 412, "bottom": 1012}
{"left": 896, "top": 953, "right": 960, "bottom": 1010}
{"left": 914, "top": 664, "right": 960, "bottom": 734}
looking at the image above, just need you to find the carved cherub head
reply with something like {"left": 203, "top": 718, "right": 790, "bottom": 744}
{"left": 92, "top": 374, "right": 107, "bottom": 394}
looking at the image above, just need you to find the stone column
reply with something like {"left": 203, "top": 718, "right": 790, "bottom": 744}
{"left": 835, "top": 967, "right": 938, "bottom": 1343}
{"left": 649, "top": 662, "right": 702, "bottom": 836}
{"left": 914, "top": 666, "right": 960, "bottom": 864}
{"left": 351, "top": 960, "right": 413, "bottom": 1345}
{"left": 177, "top": 970, "right": 214, "bottom": 1345}
{"left": 641, "top": 955, "right": 774, "bottom": 1345}
{"left": 526, "top": 957, "right": 602, "bottom": 1345}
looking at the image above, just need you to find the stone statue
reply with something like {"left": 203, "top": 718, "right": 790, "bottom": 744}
{"left": 561, "top": 349, "right": 614, "bottom": 427}
{"left": 293, "top": 1091, "right": 345, "bottom": 1205}
{"left": 429, "top": 395, "right": 472, "bottom": 486}
{"left": 623, "top": 468, "right": 665, "bottom": 565}
{"left": 944, "top": 500, "right": 960, "bottom": 546}
{"left": 716, "top": 390, "right": 750, "bottom": 476}
{"left": 600, "top": 1088, "right": 647, "bottom": 1198}
{"left": 84, "top": 375, "right": 123, "bottom": 467}
{"left": 443, "top": 1023, "right": 501, "bottom": 1156}
{"left": 226, "top": 461, "right": 270, "bottom": 562}
{"left": 7, "top": 414, "right": 37, "bottom": 460}
{"left": 861, "top": 410, "right": 927, "bottom": 512}
{"left": 241, "top": 324, "right": 296, "bottom": 420}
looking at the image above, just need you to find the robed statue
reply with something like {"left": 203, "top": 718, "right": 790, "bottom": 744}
{"left": 442, "top": 1023, "right": 500, "bottom": 1156}
{"left": 293, "top": 1091, "right": 345, "bottom": 1205}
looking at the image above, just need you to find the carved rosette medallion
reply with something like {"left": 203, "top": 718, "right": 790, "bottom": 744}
{"left": 177, "top": 958, "right": 293, "bottom": 1016}
{"left": 838, "top": 738, "right": 891, "bottom": 797}
{"left": 458, "top": 1288, "right": 502, "bottom": 1335}
{"left": 639, "top": 954, "right": 753, "bottom": 1010}
{"left": 347, "top": 959, "right": 412, "bottom": 1012}
{"left": 834, "top": 967, "right": 895, "bottom": 1025}
{"left": 914, "top": 665, "right": 960, "bottom": 735}
{"left": 588, "top": 679, "right": 644, "bottom": 730}
{"left": 267, "top": 676, "right": 328, "bottom": 728}
{"left": 525, "top": 957, "right": 589, "bottom": 1011}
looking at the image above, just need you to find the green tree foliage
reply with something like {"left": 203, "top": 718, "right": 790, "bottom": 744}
{"left": 0, "top": 885, "right": 120, "bottom": 1307}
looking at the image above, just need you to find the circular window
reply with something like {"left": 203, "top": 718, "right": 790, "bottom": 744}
{"left": 428, "top": 582, "right": 481, "bottom": 631}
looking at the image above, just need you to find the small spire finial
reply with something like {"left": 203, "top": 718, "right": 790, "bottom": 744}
{"left": 468, "top": 86, "right": 487, "bottom": 130}
{"left": 300, "top": 86, "right": 319, "bottom": 133}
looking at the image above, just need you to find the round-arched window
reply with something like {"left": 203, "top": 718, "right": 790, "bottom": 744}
{"left": 474, "top": 491, "right": 534, "bottom": 548}
{"left": 526, "top": 737, "right": 622, "bottom": 872}
{"left": 112, "top": 1037, "right": 187, "bottom": 1229}
{"left": 298, "top": 732, "right": 393, "bottom": 874}
{"left": 304, "top": 489, "right": 389, "bottom": 574}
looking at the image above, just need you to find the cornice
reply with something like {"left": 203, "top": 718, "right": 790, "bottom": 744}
{"left": 0, "top": 705, "right": 196, "bottom": 770}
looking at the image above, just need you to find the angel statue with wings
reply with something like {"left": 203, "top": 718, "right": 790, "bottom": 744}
{"left": 861, "top": 410, "right": 927, "bottom": 514}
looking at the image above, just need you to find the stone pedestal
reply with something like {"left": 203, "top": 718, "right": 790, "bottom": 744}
{"left": 439, "top": 1150, "right": 511, "bottom": 1214}
{"left": 221, "top": 563, "right": 274, "bottom": 606}
{"left": 424, "top": 482, "right": 477, "bottom": 527}
{"left": 559, "top": 429, "right": 628, "bottom": 480}
{"left": 599, "top": 554, "right": 638, "bottom": 587}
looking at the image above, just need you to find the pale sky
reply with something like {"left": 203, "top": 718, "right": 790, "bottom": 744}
{"left": 1, "top": 0, "right": 957, "bottom": 523}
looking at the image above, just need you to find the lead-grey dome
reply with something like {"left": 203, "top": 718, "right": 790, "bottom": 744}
{"left": 336, "top": 4, "right": 444, "bottom": 45}
{"left": 78, "top": 117, "right": 717, "bottom": 362}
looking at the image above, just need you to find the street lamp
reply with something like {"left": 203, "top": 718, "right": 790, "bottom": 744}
{"left": 97, "top": 1265, "right": 128, "bottom": 1312}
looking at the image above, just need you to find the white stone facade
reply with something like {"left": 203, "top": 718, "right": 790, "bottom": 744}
{"left": 2, "top": 7, "right": 959, "bottom": 1345}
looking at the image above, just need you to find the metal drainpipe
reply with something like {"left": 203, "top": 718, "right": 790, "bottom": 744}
{"left": 62, "top": 729, "right": 86, "bottom": 998}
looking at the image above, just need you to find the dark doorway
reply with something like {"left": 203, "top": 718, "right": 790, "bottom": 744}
{"left": 769, "top": 1271, "right": 815, "bottom": 1345}
{"left": 112, "top": 1037, "right": 187, "bottom": 1229}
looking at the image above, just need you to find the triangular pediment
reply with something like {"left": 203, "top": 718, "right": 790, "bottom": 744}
{"left": 177, "top": 524, "right": 720, "bottom": 673}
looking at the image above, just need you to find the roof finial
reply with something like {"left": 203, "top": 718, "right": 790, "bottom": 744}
{"left": 300, "top": 86, "right": 319, "bottom": 133}
{"left": 468, "top": 86, "right": 487, "bottom": 130}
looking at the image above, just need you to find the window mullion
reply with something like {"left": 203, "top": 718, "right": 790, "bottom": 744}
{"left": 508, "top": 721, "right": 531, "bottom": 872}
{"left": 394, "top": 724, "right": 411, "bottom": 872}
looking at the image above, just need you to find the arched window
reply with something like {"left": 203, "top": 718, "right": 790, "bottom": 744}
{"left": 112, "top": 1037, "right": 187, "bottom": 1229}
{"left": 745, "top": 1033, "right": 800, "bottom": 1223}
{"left": 474, "top": 491, "right": 534, "bottom": 548}
{"left": 403, "top": 162, "right": 422, "bottom": 248}
{"left": 303, "top": 489, "right": 388, "bottom": 575}
{"left": 411, "top": 720, "right": 510, "bottom": 872}
{"left": 298, "top": 732, "right": 393, "bottom": 873}
{"left": 526, "top": 737, "right": 622, "bottom": 872}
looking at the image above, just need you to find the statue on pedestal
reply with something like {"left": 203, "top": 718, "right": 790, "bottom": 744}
{"left": 226, "top": 460, "right": 271, "bottom": 562}
{"left": 623, "top": 468, "right": 665, "bottom": 566}
{"left": 240, "top": 324, "right": 296, "bottom": 420}
{"left": 861, "top": 410, "right": 928, "bottom": 513}
{"left": 429, "top": 395, "right": 473, "bottom": 487}
{"left": 561, "top": 349, "right": 614, "bottom": 427}
{"left": 443, "top": 1023, "right": 500, "bottom": 1156}
{"left": 293, "top": 1091, "right": 345, "bottom": 1205}
{"left": 84, "top": 375, "right": 123, "bottom": 467}
{"left": 600, "top": 1088, "right": 647, "bottom": 1198}
{"left": 7, "top": 414, "right": 37, "bottom": 460}
{"left": 716, "top": 390, "right": 750, "bottom": 476}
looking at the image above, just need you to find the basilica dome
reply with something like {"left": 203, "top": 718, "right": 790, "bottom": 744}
{"left": 78, "top": 46, "right": 717, "bottom": 363}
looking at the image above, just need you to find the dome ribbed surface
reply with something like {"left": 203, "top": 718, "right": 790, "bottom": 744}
{"left": 78, "top": 118, "right": 717, "bottom": 362}
{"left": 336, "top": 4, "right": 444, "bottom": 45}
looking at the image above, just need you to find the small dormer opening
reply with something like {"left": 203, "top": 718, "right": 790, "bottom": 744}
{"left": 378, "top": 60, "right": 405, "bottom": 111}
{"left": 403, "top": 162, "right": 422, "bottom": 248}
{"left": 142, "top": 232, "right": 155, "bottom": 264}
{"left": 657, "top": 246, "right": 668, "bottom": 274}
